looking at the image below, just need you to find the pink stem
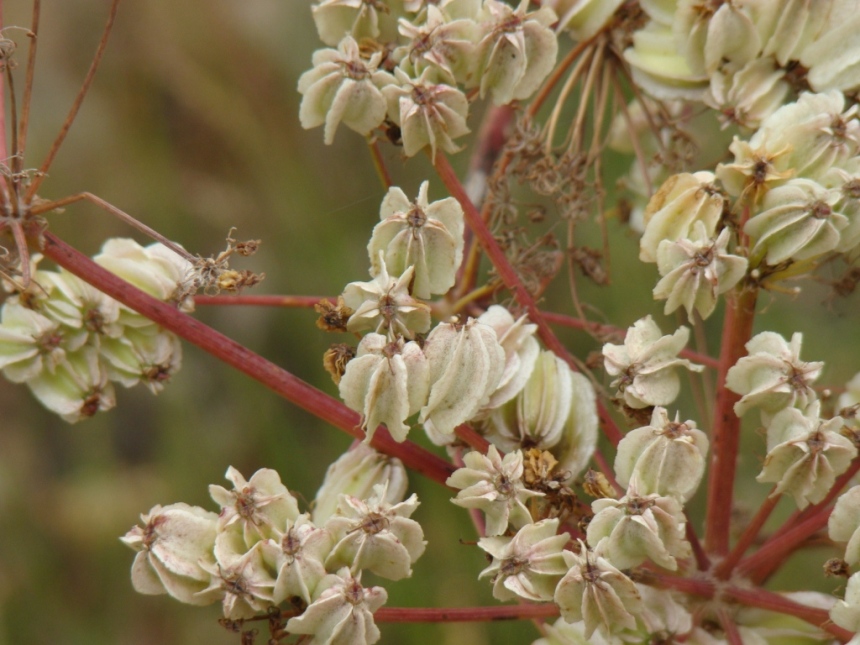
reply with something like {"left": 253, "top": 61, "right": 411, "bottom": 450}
{"left": 39, "top": 231, "right": 454, "bottom": 487}
{"left": 737, "top": 510, "right": 829, "bottom": 579}
{"left": 741, "top": 457, "right": 860, "bottom": 584}
{"left": 374, "top": 604, "right": 560, "bottom": 623}
{"left": 651, "top": 573, "right": 853, "bottom": 641}
{"left": 714, "top": 489, "right": 780, "bottom": 579}
{"left": 194, "top": 294, "right": 332, "bottom": 307}
{"left": 704, "top": 286, "right": 758, "bottom": 555}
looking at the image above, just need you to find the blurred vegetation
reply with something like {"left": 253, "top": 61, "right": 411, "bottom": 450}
{"left": 1, "top": 2, "right": 859, "bottom": 644}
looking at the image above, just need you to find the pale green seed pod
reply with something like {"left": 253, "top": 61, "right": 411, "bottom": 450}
{"left": 270, "top": 514, "right": 333, "bottom": 606}
{"left": 475, "top": 0, "right": 558, "bottom": 105}
{"left": 603, "top": 316, "right": 704, "bottom": 409}
{"left": 312, "top": 442, "right": 408, "bottom": 525}
{"left": 342, "top": 258, "right": 431, "bottom": 339}
{"left": 311, "top": 0, "right": 397, "bottom": 47}
{"left": 477, "top": 305, "right": 539, "bottom": 410}
{"left": 745, "top": 178, "right": 848, "bottom": 266}
{"left": 286, "top": 568, "right": 387, "bottom": 645}
{"left": 555, "top": 540, "right": 643, "bottom": 639}
{"left": 209, "top": 466, "right": 301, "bottom": 548}
{"left": 700, "top": 2, "right": 761, "bottom": 76}
{"left": 653, "top": 224, "right": 748, "bottom": 320}
{"left": 339, "top": 333, "right": 430, "bottom": 442}
{"left": 94, "top": 238, "right": 193, "bottom": 315}
{"left": 704, "top": 57, "right": 790, "bottom": 130}
{"left": 752, "top": 91, "right": 860, "bottom": 180}
{"left": 447, "top": 445, "right": 542, "bottom": 536}
{"left": 368, "top": 181, "right": 465, "bottom": 299}
{"left": 639, "top": 172, "right": 725, "bottom": 263}
{"left": 757, "top": 402, "right": 857, "bottom": 509}
{"left": 828, "top": 485, "right": 860, "bottom": 567}
{"left": 800, "top": 7, "right": 860, "bottom": 92}
{"left": 100, "top": 327, "right": 182, "bottom": 394}
{"left": 587, "top": 487, "right": 691, "bottom": 571}
{"left": 831, "top": 572, "right": 860, "bottom": 633}
{"left": 614, "top": 407, "right": 709, "bottom": 503}
{"left": 485, "top": 350, "right": 573, "bottom": 452}
{"left": 27, "top": 347, "right": 116, "bottom": 423}
{"left": 478, "top": 518, "right": 569, "bottom": 602}
{"left": 382, "top": 67, "right": 470, "bottom": 158}
{"left": 37, "top": 268, "right": 123, "bottom": 341}
{"left": 726, "top": 331, "right": 823, "bottom": 420}
{"left": 0, "top": 302, "right": 81, "bottom": 383}
{"left": 201, "top": 536, "right": 277, "bottom": 619}
{"left": 395, "top": 6, "right": 479, "bottom": 86}
{"left": 549, "top": 0, "right": 624, "bottom": 42}
{"left": 553, "top": 371, "right": 598, "bottom": 482}
{"left": 419, "top": 318, "right": 505, "bottom": 444}
{"left": 120, "top": 503, "right": 219, "bottom": 606}
{"left": 623, "top": 20, "right": 708, "bottom": 102}
{"left": 297, "top": 36, "right": 394, "bottom": 145}
{"left": 324, "top": 484, "right": 425, "bottom": 581}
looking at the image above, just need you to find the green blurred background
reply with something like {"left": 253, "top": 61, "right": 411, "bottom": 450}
{"left": 1, "top": 1, "right": 858, "bottom": 644}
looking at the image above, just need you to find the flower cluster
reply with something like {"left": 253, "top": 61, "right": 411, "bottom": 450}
{"left": 623, "top": 0, "right": 860, "bottom": 129}
{"left": 446, "top": 401, "right": 705, "bottom": 639}
{"left": 0, "top": 239, "right": 190, "bottom": 422}
{"left": 299, "top": 0, "right": 559, "bottom": 154}
{"left": 327, "top": 181, "right": 600, "bottom": 456}
{"left": 122, "top": 444, "right": 418, "bottom": 645}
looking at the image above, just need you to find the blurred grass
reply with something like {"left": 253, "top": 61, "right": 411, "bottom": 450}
{"left": 0, "top": 1, "right": 859, "bottom": 644}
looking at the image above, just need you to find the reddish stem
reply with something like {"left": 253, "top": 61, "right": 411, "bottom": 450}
{"left": 374, "top": 604, "right": 559, "bottom": 623}
{"left": 741, "top": 457, "right": 860, "bottom": 584}
{"left": 718, "top": 608, "right": 743, "bottom": 645}
{"left": 433, "top": 154, "right": 623, "bottom": 447}
{"left": 704, "top": 286, "right": 758, "bottom": 555}
{"left": 650, "top": 572, "right": 853, "bottom": 641}
{"left": 457, "top": 105, "right": 515, "bottom": 296}
{"left": 725, "top": 587, "right": 852, "bottom": 642}
{"left": 713, "top": 489, "right": 780, "bottom": 579}
{"left": 39, "top": 231, "right": 454, "bottom": 486}
{"left": 686, "top": 517, "right": 710, "bottom": 571}
{"left": 737, "top": 508, "right": 830, "bottom": 580}
{"left": 194, "top": 294, "right": 332, "bottom": 307}
{"left": 454, "top": 424, "right": 491, "bottom": 453}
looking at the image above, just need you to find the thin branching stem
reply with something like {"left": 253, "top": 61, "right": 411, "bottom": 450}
{"left": 4, "top": 64, "right": 19, "bottom": 180}
{"left": 713, "top": 488, "right": 780, "bottom": 579}
{"left": 649, "top": 572, "right": 853, "bottom": 641}
{"left": 25, "top": 0, "right": 120, "bottom": 201}
{"left": 543, "top": 46, "right": 592, "bottom": 154}
{"left": 374, "top": 604, "right": 560, "bottom": 623}
{"left": 718, "top": 608, "right": 743, "bottom": 645}
{"left": 367, "top": 138, "right": 392, "bottom": 189}
{"left": 456, "top": 105, "right": 515, "bottom": 297}
{"left": 528, "top": 33, "right": 601, "bottom": 120}
{"left": 31, "top": 192, "right": 193, "bottom": 260}
{"left": 17, "top": 0, "right": 39, "bottom": 161}
{"left": 194, "top": 294, "right": 332, "bottom": 307}
{"left": 743, "top": 456, "right": 860, "bottom": 584}
{"left": 39, "top": 230, "right": 456, "bottom": 487}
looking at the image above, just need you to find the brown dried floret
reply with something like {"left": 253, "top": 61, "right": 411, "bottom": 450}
{"left": 323, "top": 343, "right": 356, "bottom": 385}
{"left": 315, "top": 296, "right": 354, "bottom": 332}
